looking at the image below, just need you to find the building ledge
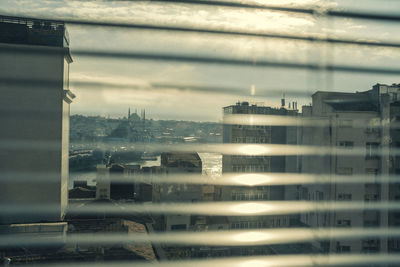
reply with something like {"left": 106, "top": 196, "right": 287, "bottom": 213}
{"left": 63, "top": 89, "right": 75, "bottom": 104}
{"left": 65, "top": 47, "right": 73, "bottom": 63}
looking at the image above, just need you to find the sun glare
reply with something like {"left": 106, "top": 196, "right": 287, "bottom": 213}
{"left": 232, "top": 173, "right": 272, "bottom": 186}
{"left": 231, "top": 202, "right": 272, "bottom": 214}
{"left": 238, "top": 144, "right": 268, "bottom": 155}
{"left": 232, "top": 231, "right": 271, "bottom": 243}
{"left": 239, "top": 259, "right": 276, "bottom": 267}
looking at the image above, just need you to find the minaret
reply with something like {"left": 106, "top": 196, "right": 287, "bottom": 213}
{"left": 128, "top": 107, "right": 131, "bottom": 119}
{"left": 143, "top": 109, "right": 146, "bottom": 131}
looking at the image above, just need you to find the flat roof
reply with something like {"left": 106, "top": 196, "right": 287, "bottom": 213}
{"left": 0, "top": 15, "right": 69, "bottom": 48}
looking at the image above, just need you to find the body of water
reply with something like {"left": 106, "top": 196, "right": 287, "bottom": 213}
{"left": 69, "top": 153, "right": 222, "bottom": 189}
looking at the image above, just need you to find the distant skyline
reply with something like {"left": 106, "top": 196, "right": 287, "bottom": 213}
{"left": 1, "top": 0, "right": 400, "bottom": 121}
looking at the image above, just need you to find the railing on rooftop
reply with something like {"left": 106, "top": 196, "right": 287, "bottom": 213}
{"left": 0, "top": 15, "right": 69, "bottom": 47}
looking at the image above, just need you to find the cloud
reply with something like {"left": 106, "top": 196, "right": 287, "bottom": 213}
{"left": 1, "top": 0, "right": 400, "bottom": 121}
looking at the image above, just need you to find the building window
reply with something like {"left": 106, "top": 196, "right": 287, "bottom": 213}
{"left": 171, "top": 224, "right": 186, "bottom": 231}
{"left": 337, "top": 219, "right": 351, "bottom": 227}
{"left": 99, "top": 189, "right": 108, "bottom": 198}
{"left": 301, "top": 188, "right": 308, "bottom": 200}
{"left": 365, "top": 168, "right": 378, "bottom": 175}
{"left": 365, "top": 194, "right": 378, "bottom": 202}
{"left": 362, "top": 239, "right": 380, "bottom": 252}
{"left": 365, "top": 118, "right": 381, "bottom": 135}
{"left": 231, "top": 222, "right": 241, "bottom": 229}
{"left": 336, "top": 242, "right": 351, "bottom": 253}
{"left": 337, "top": 193, "right": 352, "bottom": 200}
{"left": 366, "top": 142, "right": 380, "bottom": 159}
{"left": 337, "top": 168, "right": 353, "bottom": 175}
{"left": 338, "top": 141, "right": 354, "bottom": 148}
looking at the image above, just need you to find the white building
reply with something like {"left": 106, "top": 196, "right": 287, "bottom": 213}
{"left": 221, "top": 101, "right": 300, "bottom": 230}
{"left": 0, "top": 16, "right": 74, "bottom": 224}
{"left": 300, "top": 84, "right": 400, "bottom": 253}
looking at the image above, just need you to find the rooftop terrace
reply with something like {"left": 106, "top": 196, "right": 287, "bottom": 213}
{"left": 0, "top": 15, "right": 69, "bottom": 47}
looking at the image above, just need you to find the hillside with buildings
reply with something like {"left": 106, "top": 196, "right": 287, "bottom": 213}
{"left": 69, "top": 114, "right": 222, "bottom": 171}
{"left": 70, "top": 114, "right": 222, "bottom": 144}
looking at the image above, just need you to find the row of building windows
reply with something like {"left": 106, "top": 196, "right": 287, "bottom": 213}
{"left": 338, "top": 141, "right": 354, "bottom": 148}
{"left": 235, "top": 125, "right": 271, "bottom": 130}
{"left": 337, "top": 142, "right": 381, "bottom": 159}
{"left": 233, "top": 137, "right": 270, "bottom": 143}
{"left": 336, "top": 242, "right": 351, "bottom": 253}
{"left": 337, "top": 193, "right": 352, "bottom": 200}
{"left": 230, "top": 217, "right": 287, "bottom": 229}
{"left": 231, "top": 221, "right": 263, "bottom": 229}
{"left": 305, "top": 192, "right": 379, "bottom": 201}
{"left": 337, "top": 141, "right": 381, "bottom": 159}
{"left": 362, "top": 239, "right": 380, "bottom": 252}
{"left": 336, "top": 240, "right": 380, "bottom": 253}
{"left": 303, "top": 191, "right": 324, "bottom": 201}
{"left": 336, "top": 168, "right": 379, "bottom": 175}
{"left": 232, "top": 165, "right": 267, "bottom": 173}
{"left": 231, "top": 192, "right": 268, "bottom": 201}
{"left": 303, "top": 213, "right": 328, "bottom": 227}
{"left": 365, "top": 193, "right": 379, "bottom": 201}
{"left": 234, "top": 247, "right": 266, "bottom": 256}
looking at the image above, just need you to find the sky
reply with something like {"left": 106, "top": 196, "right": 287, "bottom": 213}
{"left": 1, "top": 0, "right": 400, "bottom": 121}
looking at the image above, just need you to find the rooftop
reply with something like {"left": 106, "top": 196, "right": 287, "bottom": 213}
{"left": 223, "top": 101, "right": 299, "bottom": 115}
{"left": 0, "top": 15, "right": 69, "bottom": 48}
{"left": 312, "top": 83, "right": 400, "bottom": 112}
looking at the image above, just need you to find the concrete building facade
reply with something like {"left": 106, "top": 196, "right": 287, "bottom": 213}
{"left": 221, "top": 101, "right": 300, "bottom": 230}
{"left": 0, "top": 16, "right": 74, "bottom": 224}
{"left": 300, "top": 83, "right": 400, "bottom": 253}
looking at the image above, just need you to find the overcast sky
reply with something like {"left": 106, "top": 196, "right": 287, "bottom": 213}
{"left": 1, "top": 0, "right": 400, "bottom": 121}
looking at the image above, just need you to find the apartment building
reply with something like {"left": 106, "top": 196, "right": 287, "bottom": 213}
{"left": 222, "top": 101, "right": 300, "bottom": 230}
{"left": 300, "top": 83, "right": 400, "bottom": 253}
{"left": 0, "top": 16, "right": 74, "bottom": 224}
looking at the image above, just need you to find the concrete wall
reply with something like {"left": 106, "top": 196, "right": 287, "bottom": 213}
{"left": 96, "top": 165, "right": 111, "bottom": 200}
{"left": 0, "top": 43, "right": 70, "bottom": 224}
